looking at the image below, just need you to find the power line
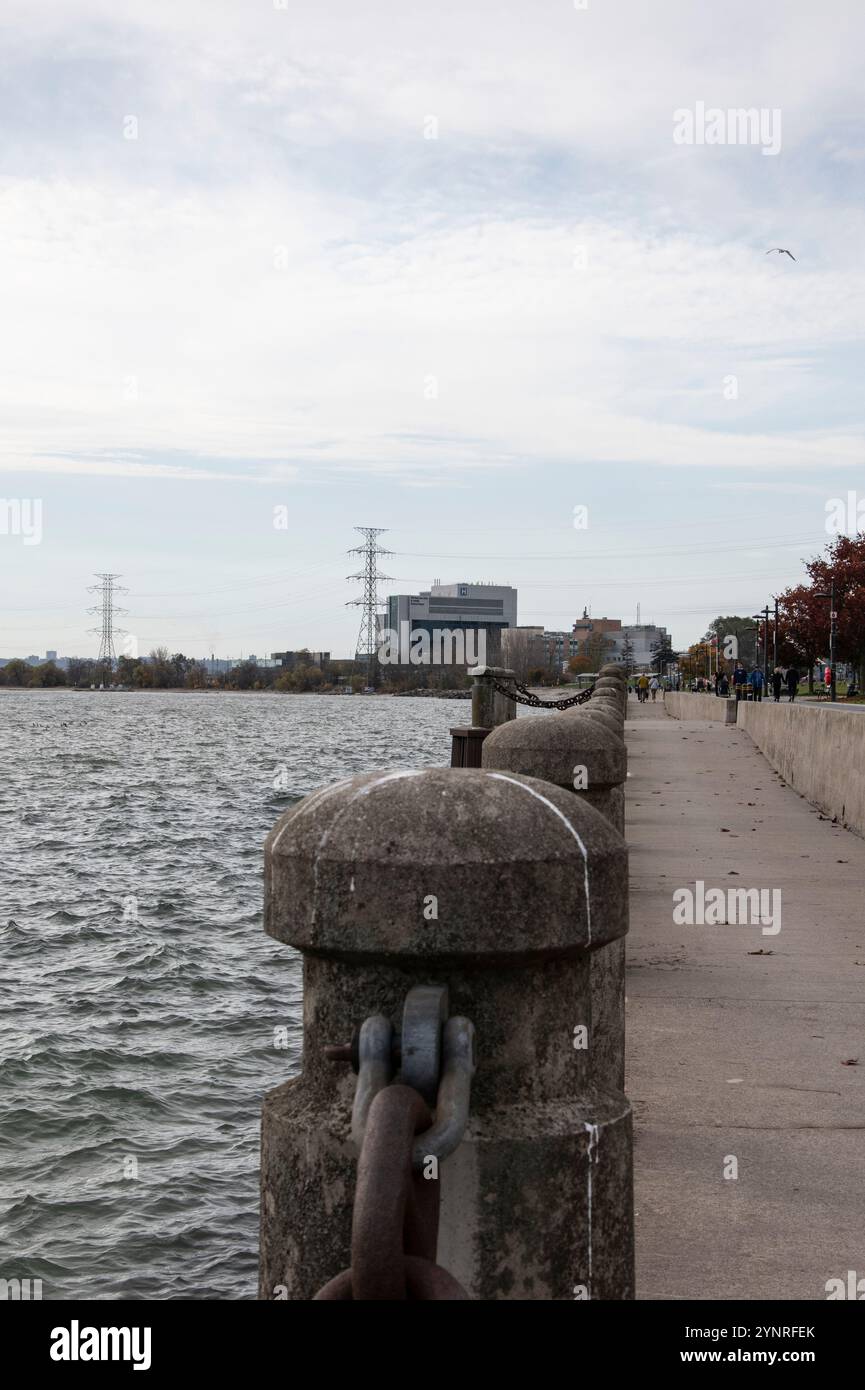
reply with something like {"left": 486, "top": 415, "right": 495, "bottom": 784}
{"left": 392, "top": 534, "right": 823, "bottom": 562}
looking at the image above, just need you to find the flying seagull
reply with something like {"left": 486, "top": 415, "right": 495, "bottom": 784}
{"left": 766, "top": 247, "right": 796, "bottom": 260}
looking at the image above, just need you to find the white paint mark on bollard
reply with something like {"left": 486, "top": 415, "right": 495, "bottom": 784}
{"left": 485, "top": 771, "right": 593, "bottom": 942}
{"left": 583, "top": 1121, "right": 600, "bottom": 1296}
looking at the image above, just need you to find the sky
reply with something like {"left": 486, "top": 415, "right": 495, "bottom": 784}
{"left": 1, "top": 0, "right": 864, "bottom": 660}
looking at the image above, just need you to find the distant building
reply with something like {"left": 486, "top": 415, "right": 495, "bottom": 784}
{"left": 571, "top": 610, "right": 622, "bottom": 653}
{"left": 46, "top": 650, "right": 57, "bottom": 662}
{"left": 608, "top": 624, "right": 671, "bottom": 669}
{"left": 271, "top": 650, "right": 330, "bottom": 670}
{"left": 381, "top": 582, "right": 517, "bottom": 665}
{"left": 542, "top": 630, "right": 582, "bottom": 669}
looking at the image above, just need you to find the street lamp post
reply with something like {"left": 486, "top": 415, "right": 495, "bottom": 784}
{"left": 752, "top": 608, "right": 770, "bottom": 685}
{"left": 815, "top": 583, "right": 838, "bottom": 703}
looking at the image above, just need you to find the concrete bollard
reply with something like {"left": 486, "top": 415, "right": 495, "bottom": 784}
{"left": 575, "top": 705, "right": 625, "bottom": 737}
{"left": 593, "top": 686, "right": 626, "bottom": 712}
{"left": 467, "top": 665, "right": 517, "bottom": 730}
{"left": 260, "top": 767, "right": 633, "bottom": 1300}
{"left": 482, "top": 717, "right": 628, "bottom": 1091}
{"left": 593, "top": 670, "right": 629, "bottom": 716}
{"left": 482, "top": 715, "right": 626, "bottom": 832}
{"left": 592, "top": 683, "right": 625, "bottom": 706}
{"left": 594, "top": 677, "right": 628, "bottom": 706}
{"left": 594, "top": 696, "right": 627, "bottom": 721}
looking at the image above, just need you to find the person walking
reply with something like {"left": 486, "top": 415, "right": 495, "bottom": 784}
{"left": 786, "top": 666, "right": 799, "bottom": 702}
{"left": 718, "top": 672, "right": 729, "bottom": 696}
{"left": 650, "top": 675, "right": 660, "bottom": 702}
{"left": 772, "top": 667, "right": 784, "bottom": 702}
{"left": 638, "top": 672, "right": 649, "bottom": 703}
{"left": 749, "top": 667, "right": 765, "bottom": 702}
{"left": 732, "top": 663, "right": 747, "bottom": 701}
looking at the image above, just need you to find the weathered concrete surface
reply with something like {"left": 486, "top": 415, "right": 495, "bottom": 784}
{"left": 626, "top": 700, "right": 865, "bottom": 1300}
{"left": 481, "top": 714, "right": 626, "bottom": 828}
{"left": 666, "top": 691, "right": 737, "bottom": 724}
{"left": 593, "top": 689, "right": 627, "bottom": 718}
{"left": 468, "top": 665, "right": 516, "bottom": 730}
{"left": 261, "top": 768, "right": 633, "bottom": 1300}
{"left": 481, "top": 715, "right": 628, "bottom": 1090}
{"left": 737, "top": 700, "right": 865, "bottom": 839}
{"left": 569, "top": 705, "right": 625, "bottom": 739}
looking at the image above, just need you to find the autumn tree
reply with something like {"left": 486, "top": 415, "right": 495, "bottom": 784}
{"left": 806, "top": 535, "right": 865, "bottom": 687}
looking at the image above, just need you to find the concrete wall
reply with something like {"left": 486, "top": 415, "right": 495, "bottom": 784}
{"left": 664, "top": 692, "right": 737, "bottom": 724}
{"left": 736, "top": 702, "right": 865, "bottom": 839}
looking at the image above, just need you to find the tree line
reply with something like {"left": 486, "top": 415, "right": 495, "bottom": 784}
{"left": 683, "top": 533, "right": 865, "bottom": 690}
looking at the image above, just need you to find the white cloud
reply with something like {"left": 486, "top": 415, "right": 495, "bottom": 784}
{"left": 1, "top": 173, "right": 863, "bottom": 482}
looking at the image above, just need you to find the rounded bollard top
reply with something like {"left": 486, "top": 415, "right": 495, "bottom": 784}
{"left": 265, "top": 768, "right": 627, "bottom": 963}
{"left": 481, "top": 713, "right": 625, "bottom": 790}
{"left": 598, "top": 663, "right": 626, "bottom": 679}
{"left": 592, "top": 693, "right": 624, "bottom": 715}
{"left": 564, "top": 706, "right": 624, "bottom": 737}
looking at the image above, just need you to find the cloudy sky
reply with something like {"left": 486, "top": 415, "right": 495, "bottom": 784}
{"left": 2, "top": 0, "right": 863, "bottom": 659}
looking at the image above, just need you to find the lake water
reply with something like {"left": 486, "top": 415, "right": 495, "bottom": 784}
{"left": 0, "top": 689, "right": 471, "bottom": 1300}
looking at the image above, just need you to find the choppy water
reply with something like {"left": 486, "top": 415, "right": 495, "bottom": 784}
{"left": 0, "top": 690, "right": 465, "bottom": 1300}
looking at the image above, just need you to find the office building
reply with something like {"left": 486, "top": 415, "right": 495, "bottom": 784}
{"left": 381, "top": 582, "right": 517, "bottom": 665}
{"left": 608, "top": 624, "right": 672, "bottom": 669}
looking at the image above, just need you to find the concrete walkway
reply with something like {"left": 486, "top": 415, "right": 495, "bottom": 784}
{"left": 625, "top": 694, "right": 865, "bottom": 1300}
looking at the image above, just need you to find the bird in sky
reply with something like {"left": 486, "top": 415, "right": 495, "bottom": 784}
{"left": 766, "top": 247, "right": 796, "bottom": 260}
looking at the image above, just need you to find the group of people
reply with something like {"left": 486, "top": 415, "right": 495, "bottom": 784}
{"left": 718, "top": 665, "right": 800, "bottom": 703}
{"left": 632, "top": 673, "right": 662, "bottom": 702}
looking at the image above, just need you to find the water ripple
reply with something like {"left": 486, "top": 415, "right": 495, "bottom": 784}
{"left": 0, "top": 688, "right": 455, "bottom": 1299}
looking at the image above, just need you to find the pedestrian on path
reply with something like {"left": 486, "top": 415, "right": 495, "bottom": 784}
{"left": 650, "top": 675, "right": 660, "bottom": 701}
{"left": 786, "top": 666, "right": 799, "bottom": 702}
{"left": 732, "top": 663, "right": 747, "bottom": 700}
{"left": 749, "top": 667, "right": 765, "bottom": 702}
{"left": 772, "top": 667, "right": 784, "bottom": 702}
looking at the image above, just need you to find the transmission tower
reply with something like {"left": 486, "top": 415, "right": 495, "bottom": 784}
{"left": 87, "top": 573, "right": 128, "bottom": 678}
{"left": 346, "top": 528, "right": 393, "bottom": 686}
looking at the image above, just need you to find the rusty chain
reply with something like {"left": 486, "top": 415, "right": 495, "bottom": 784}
{"left": 315, "top": 987, "right": 475, "bottom": 1301}
{"left": 314, "top": 1086, "right": 468, "bottom": 1300}
{"left": 491, "top": 678, "right": 595, "bottom": 710}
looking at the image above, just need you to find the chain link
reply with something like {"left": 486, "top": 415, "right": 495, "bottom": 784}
{"left": 490, "top": 678, "right": 595, "bottom": 710}
{"left": 315, "top": 990, "right": 474, "bottom": 1300}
